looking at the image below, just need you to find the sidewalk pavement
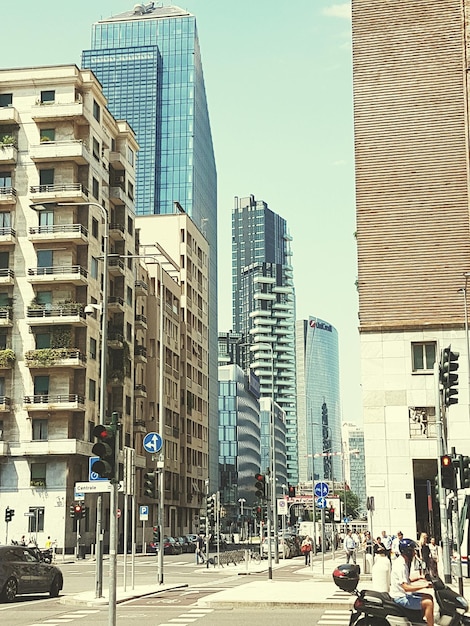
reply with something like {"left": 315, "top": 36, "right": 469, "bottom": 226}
{"left": 61, "top": 551, "right": 470, "bottom": 610}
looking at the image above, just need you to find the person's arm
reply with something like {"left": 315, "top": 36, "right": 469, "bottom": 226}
{"left": 401, "top": 578, "right": 432, "bottom": 592}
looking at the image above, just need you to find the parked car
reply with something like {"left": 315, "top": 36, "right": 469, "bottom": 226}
{"left": 261, "top": 535, "right": 294, "bottom": 559}
{"left": 148, "top": 536, "right": 182, "bottom": 555}
{"left": 0, "top": 545, "right": 63, "bottom": 602}
{"left": 177, "top": 536, "right": 191, "bottom": 553}
{"left": 186, "top": 534, "right": 197, "bottom": 548}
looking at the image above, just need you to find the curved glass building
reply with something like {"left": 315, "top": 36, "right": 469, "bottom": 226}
{"left": 295, "top": 317, "right": 342, "bottom": 484}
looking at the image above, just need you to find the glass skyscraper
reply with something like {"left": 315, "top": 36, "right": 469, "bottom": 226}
{"left": 232, "top": 195, "right": 297, "bottom": 484}
{"left": 295, "top": 317, "right": 342, "bottom": 484}
{"left": 82, "top": 3, "right": 219, "bottom": 487}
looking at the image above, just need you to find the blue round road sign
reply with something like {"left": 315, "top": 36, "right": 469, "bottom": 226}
{"left": 314, "top": 481, "right": 329, "bottom": 498}
{"left": 143, "top": 432, "right": 163, "bottom": 454}
{"left": 316, "top": 497, "right": 327, "bottom": 509}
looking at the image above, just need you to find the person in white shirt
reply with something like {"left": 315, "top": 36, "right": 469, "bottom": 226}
{"left": 344, "top": 529, "right": 357, "bottom": 564}
{"left": 390, "top": 538, "right": 434, "bottom": 626}
{"left": 391, "top": 531, "right": 403, "bottom": 559}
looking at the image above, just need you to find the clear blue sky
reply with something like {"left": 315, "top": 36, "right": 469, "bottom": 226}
{"left": 1, "top": 1, "right": 360, "bottom": 422}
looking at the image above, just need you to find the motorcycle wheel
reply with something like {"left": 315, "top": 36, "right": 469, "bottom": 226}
{"left": 355, "top": 618, "right": 389, "bottom": 626}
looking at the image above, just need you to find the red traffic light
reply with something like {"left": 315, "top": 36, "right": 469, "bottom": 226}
{"left": 442, "top": 455, "right": 452, "bottom": 467}
{"left": 74, "top": 504, "right": 82, "bottom": 513}
{"left": 255, "top": 473, "right": 264, "bottom": 482}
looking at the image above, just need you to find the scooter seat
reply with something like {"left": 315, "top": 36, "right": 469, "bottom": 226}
{"left": 359, "top": 590, "right": 424, "bottom": 622}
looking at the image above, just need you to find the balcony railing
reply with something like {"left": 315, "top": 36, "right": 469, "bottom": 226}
{"left": 24, "top": 394, "right": 85, "bottom": 405}
{"left": 28, "top": 265, "right": 88, "bottom": 278}
{"left": 0, "top": 227, "right": 15, "bottom": 237}
{"left": 30, "top": 183, "right": 88, "bottom": 196}
{"left": 26, "top": 305, "right": 85, "bottom": 320}
{"left": 29, "top": 223, "right": 88, "bottom": 237}
{"left": 0, "top": 269, "right": 14, "bottom": 279}
{"left": 25, "top": 348, "right": 86, "bottom": 367}
{"left": 135, "top": 280, "right": 148, "bottom": 294}
{"left": 0, "top": 187, "right": 17, "bottom": 198}
{"left": 135, "top": 314, "right": 147, "bottom": 325}
{"left": 108, "top": 296, "right": 125, "bottom": 307}
{"left": 134, "top": 345, "right": 147, "bottom": 358}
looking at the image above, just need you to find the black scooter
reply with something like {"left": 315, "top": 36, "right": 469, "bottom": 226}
{"left": 333, "top": 564, "right": 470, "bottom": 626}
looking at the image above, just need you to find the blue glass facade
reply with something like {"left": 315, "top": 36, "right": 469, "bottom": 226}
{"left": 296, "top": 318, "right": 342, "bottom": 484}
{"left": 83, "top": 6, "right": 218, "bottom": 489}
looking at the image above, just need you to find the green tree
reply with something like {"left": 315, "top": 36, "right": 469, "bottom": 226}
{"left": 337, "top": 490, "right": 360, "bottom": 519}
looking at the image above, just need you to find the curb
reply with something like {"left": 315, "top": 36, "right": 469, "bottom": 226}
{"left": 60, "top": 583, "right": 188, "bottom": 607}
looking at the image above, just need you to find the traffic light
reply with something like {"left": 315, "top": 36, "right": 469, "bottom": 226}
{"left": 73, "top": 504, "right": 83, "bottom": 520}
{"left": 91, "top": 423, "right": 117, "bottom": 479}
{"left": 288, "top": 485, "right": 296, "bottom": 498}
{"left": 153, "top": 526, "right": 160, "bottom": 543}
{"left": 255, "top": 473, "right": 266, "bottom": 499}
{"left": 80, "top": 504, "right": 87, "bottom": 519}
{"left": 255, "top": 506, "right": 262, "bottom": 521}
{"left": 458, "top": 455, "right": 470, "bottom": 489}
{"left": 327, "top": 507, "right": 335, "bottom": 523}
{"left": 143, "top": 471, "right": 157, "bottom": 498}
{"left": 70, "top": 504, "right": 76, "bottom": 519}
{"left": 206, "top": 495, "right": 215, "bottom": 521}
{"left": 4, "top": 507, "right": 14, "bottom": 522}
{"left": 441, "top": 454, "right": 456, "bottom": 490}
{"left": 440, "top": 346, "right": 459, "bottom": 407}
{"left": 433, "top": 477, "right": 440, "bottom": 505}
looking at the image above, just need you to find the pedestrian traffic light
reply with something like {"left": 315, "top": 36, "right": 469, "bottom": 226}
{"left": 255, "top": 473, "right": 266, "bottom": 499}
{"left": 143, "top": 471, "right": 157, "bottom": 498}
{"left": 440, "top": 346, "right": 459, "bottom": 407}
{"left": 4, "top": 507, "right": 14, "bottom": 522}
{"left": 91, "top": 423, "right": 117, "bottom": 479}
{"left": 153, "top": 526, "right": 160, "bottom": 543}
{"left": 255, "top": 506, "right": 262, "bottom": 521}
{"left": 327, "top": 507, "right": 335, "bottom": 523}
{"left": 73, "top": 504, "right": 83, "bottom": 520}
{"left": 441, "top": 454, "right": 456, "bottom": 490}
{"left": 206, "top": 495, "right": 215, "bottom": 521}
{"left": 288, "top": 485, "right": 296, "bottom": 498}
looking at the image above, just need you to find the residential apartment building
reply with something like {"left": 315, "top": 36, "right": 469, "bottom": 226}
{"left": 295, "top": 317, "right": 342, "bottom": 485}
{"left": 232, "top": 195, "right": 297, "bottom": 487}
{"left": 82, "top": 3, "right": 219, "bottom": 491}
{"left": 0, "top": 65, "right": 140, "bottom": 551}
{"left": 137, "top": 212, "right": 210, "bottom": 537}
{"left": 352, "top": 0, "right": 470, "bottom": 534}
{"left": 342, "top": 422, "right": 366, "bottom": 515}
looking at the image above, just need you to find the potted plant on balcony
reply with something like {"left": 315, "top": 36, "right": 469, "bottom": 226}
{"left": 0, "top": 349, "right": 15, "bottom": 367}
{"left": 0, "top": 135, "right": 16, "bottom": 148}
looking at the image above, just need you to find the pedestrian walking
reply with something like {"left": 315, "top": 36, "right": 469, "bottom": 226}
{"left": 195, "top": 534, "right": 205, "bottom": 564}
{"left": 301, "top": 535, "right": 313, "bottom": 566}
{"left": 428, "top": 537, "right": 439, "bottom": 577}
{"left": 344, "top": 529, "right": 357, "bottom": 564}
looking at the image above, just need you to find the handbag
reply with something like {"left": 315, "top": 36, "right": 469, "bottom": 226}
{"left": 301, "top": 543, "right": 311, "bottom": 554}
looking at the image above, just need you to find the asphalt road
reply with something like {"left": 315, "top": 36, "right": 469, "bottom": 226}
{"left": 0, "top": 550, "right": 347, "bottom": 625}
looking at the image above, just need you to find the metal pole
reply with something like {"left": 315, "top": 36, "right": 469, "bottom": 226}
{"left": 157, "top": 261, "right": 165, "bottom": 584}
{"left": 108, "top": 413, "right": 119, "bottom": 626}
{"left": 311, "top": 412, "right": 317, "bottom": 558}
{"left": 266, "top": 472, "right": 273, "bottom": 580}
{"left": 95, "top": 495, "right": 103, "bottom": 598}
{"left": 271, "top": 346, "right": 279, "bottom": 565}
{"left": 123, "top": 493, "right": 128, "bottom": 592}
{"left": 435, "top": 360, "right": 451, "bottom": 583}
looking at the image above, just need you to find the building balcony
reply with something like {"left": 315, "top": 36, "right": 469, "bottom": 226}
{"left": 135, "top": 314, "right": 147, "bottom": 329}
{"left": 0, "top": 396, "right": 11, "bottom": 411}
{"left": 23, "top": 394, "right": 86, "bottom": 411}
{"left": 0, "top": 106, "right": 20, "bottom": 125}
{"left": 109, "top": 223, "right": 125, "bottom": 240}
{"left": 0, "top": 441, "right": 8, "bottom": 454}
{"left": 108, "top": 371, "right": 124, "bottom": 386}
{"left": 135, "top": 280, "right": 148, "bottom": 296}
{"left": 108, "top": 331, "right": 124, "bottom": 349}
{"left": 0, "top": 145, "right": 17, "bottom": 164}
{"left": 10, "top": 438, "right": 92, "bottom": 457}
{"left": 31, "top": 101, "right": 85, "bottom": 123}
{"left": 134, "top": 419, "right": 146, "bottom": 433}
{"left": 25, "top": 348, "right": 87, "bottom": 369}
{"left": 109, "top": 151, "right": 126, "bottom": 168}
{"left": 134, "top": 384, "right": 147, "bottom": 398}
{"left": 108, "top": 257, "right": 125, "bottom": 276}
{"left": 0, "top": 227, "right": 16, "bottom": 245}
{"left": 27, "top": 265, "right": 88, "bottom": 285}
{"left": 26, "top": 304, "right": 86, "bottom": 326}
{"left": 0, "top": 187, "right": 17, "bottom": 206}
{"left": 28, "top": 223, "right": 88, "bottom": 245}
{"left": 29, "top": 183, "right": 89, "bottom": 204}
{"left": 134, "top": 345, "right": 147, "bottom": 362}
{"left": 0, "top": 308, "right": 12, "bottom": 326}
{"left": 0, "top": 269, "right": 14, "bottom": 285}
{"left": 108, "top": 296, "right": 125, "bottom": 312}
{"left": 109, "top": 186, "right": 126, "bottom": 205}
{"left": 29, "top": 140, "right": 89, "bottom": 165}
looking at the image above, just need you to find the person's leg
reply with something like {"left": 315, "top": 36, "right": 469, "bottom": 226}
{"left": 421, "top": 596, "right": 434, "bottom": 626}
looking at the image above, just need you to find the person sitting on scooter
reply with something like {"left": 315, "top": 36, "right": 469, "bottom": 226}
{"left": 390, "top": 538, "right": 435, "bottom": 626}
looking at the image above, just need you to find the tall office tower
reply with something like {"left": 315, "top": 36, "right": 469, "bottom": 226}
{"left": 295, "top": 318, "right": 342, "bottom": 485}
{"left": 352, "top": 0, "right": 470, "bottom": 533}
{"left": 0, "top": 65, "right": 140, "bottom": 551}
{"left": 232, "top": 195, "right": 297, "bottom": 485}
{"left": 83, "top": 3, "right": 219, "bottom": 489}
{"left": 342, "top": 422, "right": 366, "bottom": 514}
